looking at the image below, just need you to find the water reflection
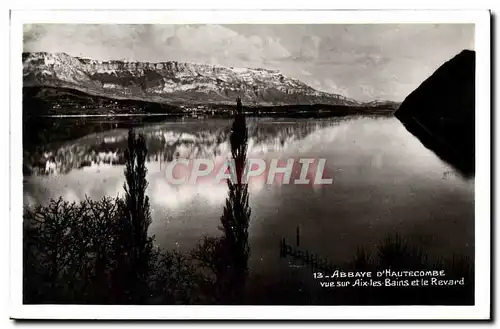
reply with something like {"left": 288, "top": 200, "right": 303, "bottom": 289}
{"left": 24, "top": 117, "right": 351, "bottom": 176}
{"left": 23, "top": 115, "right": 474, "bottom": 279}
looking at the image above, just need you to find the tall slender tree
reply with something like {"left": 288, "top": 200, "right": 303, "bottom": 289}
{"left": 217, "top": 97, "right": 251, "bottom": 303}
{"left": 113, "top": 129, "right": 154, "bottom": 304}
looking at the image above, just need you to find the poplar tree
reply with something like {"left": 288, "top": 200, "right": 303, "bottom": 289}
{"left": 218, "top": 97, "right": 251, "bottom": 303}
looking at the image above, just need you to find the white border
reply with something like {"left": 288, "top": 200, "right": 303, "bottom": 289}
{"left": 8, "top": 9, "right": 491, "bottom": 24}
{"left": 9, "top": 10, "right": 491, "bottom": 320}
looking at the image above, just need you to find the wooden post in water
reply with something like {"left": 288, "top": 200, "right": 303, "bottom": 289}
{"left": 280, "top": 238, "right": 286, "bottom": 258}
{"left": 296, "top": 226, "right": 300, "bottom": 247}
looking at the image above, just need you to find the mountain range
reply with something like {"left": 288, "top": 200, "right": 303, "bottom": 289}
{"left": 23, "top": 52, "right": 399, "bottom": 113}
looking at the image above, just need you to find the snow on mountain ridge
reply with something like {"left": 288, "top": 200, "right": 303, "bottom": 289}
{"left": 23, "top": 52, "right": 359, "bottom": 106}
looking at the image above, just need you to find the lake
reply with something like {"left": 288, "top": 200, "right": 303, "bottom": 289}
{"left": 23, "top": 115, "right": 474, "bottom": 291}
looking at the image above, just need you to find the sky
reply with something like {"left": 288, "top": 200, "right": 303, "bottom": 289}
{"left": 23, "top": 24, "right": 474, "bottom": 102}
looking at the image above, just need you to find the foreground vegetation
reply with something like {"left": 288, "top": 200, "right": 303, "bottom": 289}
{"left": 23, "top": 99, "right": 473, "bottom": 305}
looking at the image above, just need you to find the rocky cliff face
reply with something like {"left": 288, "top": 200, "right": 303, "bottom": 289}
{"left": 395, "top": 49, "right": 475, "bottom": 177}
{"left": 23, "top": 52, "right": 359, "bottom": 107}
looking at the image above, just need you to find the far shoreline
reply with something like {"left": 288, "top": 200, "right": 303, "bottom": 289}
{"left": 33, "top": 110, "right": 396, "bottom": 119}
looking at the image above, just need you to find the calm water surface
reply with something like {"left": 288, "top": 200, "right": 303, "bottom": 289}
{"left": 23, "top": 115, "right": 474, "bottom": 282}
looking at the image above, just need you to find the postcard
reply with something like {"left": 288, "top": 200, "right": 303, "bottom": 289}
{"left": 9, "top": 9, "right": 491, "bottom": 320}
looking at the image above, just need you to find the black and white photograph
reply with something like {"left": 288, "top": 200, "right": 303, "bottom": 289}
{"left": 9, "top": 9, "right": 491, "bottom": 320}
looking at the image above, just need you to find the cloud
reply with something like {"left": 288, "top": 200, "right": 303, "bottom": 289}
{"left": 162, "top": 25, "right": 290, "bottom": 66}
{"left": 303, "top": 78, "right": 350, "bottom": 97}
{"left": 24, "top": 24, "right": 163, "bottom": 60}
{"left": 24, "top": 24, "right": 291, "bottom": 68}
{"left": 300, "top": 69, "right": 312, "bottom": 76}
{"left": 359, "top": 84, "right": 377, "bottom": 99}
{"left": 322, "top": 79, "right": 350, "bottom": 97}
{"left": 298, "top": 35, "right": 321, "bottom": 60}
